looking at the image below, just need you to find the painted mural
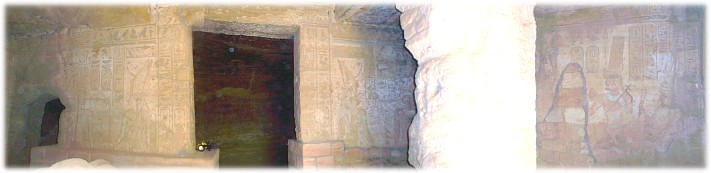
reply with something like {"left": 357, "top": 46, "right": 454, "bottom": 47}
{"left": 535, "top": 6, "right": 704, "bottom": 167}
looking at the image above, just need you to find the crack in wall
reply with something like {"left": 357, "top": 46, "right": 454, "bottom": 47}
{"left": 542, "top": 63, "right": 599, "bottom": 165}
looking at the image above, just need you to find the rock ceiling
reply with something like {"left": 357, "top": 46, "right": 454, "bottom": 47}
{"left": 334, "top": 5, "right": 401, "bottom": 26}
{"left": 5, "top": 5, "right": 402, "bottom": 38}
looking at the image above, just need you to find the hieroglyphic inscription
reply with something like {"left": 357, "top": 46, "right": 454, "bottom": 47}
{"left": 629, "top": 25, "right": 644, "bottom": 81}
{"left": 93, "top": 98, "right": 111, "bottom": 149}
{"left": 684, "top": 24, "right": 698, "bottom": 50}
{"left": 671, "top": 24, "right": 685, "bottom": 52}
{"left": 88, "top": 51, "right": 102, "bottom": 91}
{"left": 157, "top": 26, "right": 178, "bottom": 139}
{"left": 646, "top": 6, "right": 671, "bottom": 16}
{"left": 109, "top": 45, "right": 126, "bottom": 150}
{"left": 331, "top": 44, "right": 372, "bottom": 141}
{"left": 571, "top": 46, "right": 584, "bottom": 65}
{"left": 607, "top": 36, "right": 625, "bottom": 74}
{"left": 670, "top": 23, "right": 701, "bottom": 81}
{"left": 155, "top": 25, "right": 176, "bottom": 154}
{"left": 299, "top": 25, "right": 332, "bottom": 140}
{"left": 206, "top": 5, "right": 331, "bottom": 25}
{"left": 683, "top": 23, "right": 700, "bottom": 78}
{"left": 335, "top": 57, "right": 368, "bottom": 145}
{"left": 300, "top": 25, "right": 331, "bottom": 72}
{"left": 657, "top": 24, "right": 670, "bottom": 53}
{"left": 70, "top": 25, "right": 156, "bottom": 46}
{"left": 586, "top": 46, "right": 599, "bottom": 73}
{"left": 157, "top": 6, "right": 180, "bottom": 25}
{"left": 655, "top": 24, "right": 674, "bottom": 90}
{"left": 684, "top": 50, "right": 700, "bottom": 79}
{"left": 99, "top": 49, "right": 113, "bottom": 91}
{"left": 316, "top": 27, "right": 330, "bottom": 71}
{"left": 672, "top": 24, "right": 686, "bottom": 76}
{"left": 157, "top": 25, "right": 194, "bottom": 154}
{"left": 643, "top": 24, "right": 657, "bottom": 80}
{"left": 70, "top": 25, "right": 162, "bottom": 152}
{"left": 300, "top": 26, "right": 318, "bottom": 71}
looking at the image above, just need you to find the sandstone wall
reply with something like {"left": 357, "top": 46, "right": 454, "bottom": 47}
{"left": 534, "top": 5, "right": 704, "bottom": 167}
{"left": 7, "top": 5, "right": 415, "bottom": 167}
{"left": 397, "top": 4, "right": 537, "bottom": 169}
{"left": 192, "top": 5, "right": 415, "bottom": 167}
{"left": 6, "top": 7, "right": 67, "bottom": 166}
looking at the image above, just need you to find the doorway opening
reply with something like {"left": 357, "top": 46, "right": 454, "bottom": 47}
{"left": 193, "top": 31, "right": 295, "bottom": 167}
{"left": 39, "top": 98, "right": 65, "bottom": 146}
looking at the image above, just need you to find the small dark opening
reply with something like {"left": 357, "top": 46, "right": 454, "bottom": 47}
{"left": 39, "top": 98, "right": 65, "bottom": 146}
{"left": 193, "top": 31, "right": 295, "bottom": 167}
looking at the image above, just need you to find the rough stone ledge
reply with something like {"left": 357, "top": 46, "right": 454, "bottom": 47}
{"left": 30, "top": 145, "right": 219, "bottom": 168}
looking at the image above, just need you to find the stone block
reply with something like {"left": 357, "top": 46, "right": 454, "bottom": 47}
{"left": 345, "top": 148, "right": 364, "bottom": 157}
{"left": 294, "top": 155, "right": 303, "bottom": 168}
{"left": 366, "top": 147, "right": 379, "bottom": 157}
{"left": 204, "top": 6, "right": 331, "bottom": 26}
{"left": 381, "top": 148, "right": 391, "bottom": 157}
{"left": 112, "top": 155, "right": 136, "bottom": 167}
{"left": 134, "top": 156, "right": 165, "bottom": 167}
{"left": 30, "top": 146, "right": 46, "bottom": 162}
{"left": 302, "top": 157, "right": 317, "bottom": 168}
{"left": 334, "top": 155, "right": 346, "bottom": 166}
{"left": 316, "top": 156, "right": 335, "bottom": 167}
{"left": 67, "top": 150, "right": 91, "bottom": 161}
{"left": 30, "top": 161, "right": 48, "bottom": 168}
{"left": 44, "top": 149, "right": 69, "bottom": 164}
{"left": 291, "top": 140, "right": 303, "bottom": 157}
{"left": 331, "top": 141, "right": 344, "bottom": 155}
{"left": 163, "top": 157, "right": 194, "bottom": 167}
{"left": 302, "top": 142, "right": 331, "bottom": 157}
{"left": 90, "top": 153, "right": 115, "bottom": 164}
{"left": 288, "top": 150, "right": 295, "bottom": 167}
{"left": 390, "top": 149, "right": 403, "bottom": 158}
{"left": 288, "top": 139, "right": 297, "bottom": 154}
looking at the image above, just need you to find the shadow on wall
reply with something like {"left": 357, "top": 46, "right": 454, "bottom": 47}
{"left": 7, "top": 95, "right": 66, "bottom": 167}
{"left": 40, "top": 98, "right": 65, "bottom": 146}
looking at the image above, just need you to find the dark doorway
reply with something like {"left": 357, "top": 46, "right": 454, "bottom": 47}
{"left": 192, "top": 31, "right": 295, "bottom": 167}
{"left": 39, "top": 98, "right": 65, "bottom": 146}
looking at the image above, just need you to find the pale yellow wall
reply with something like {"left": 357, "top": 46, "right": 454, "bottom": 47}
{"left": 54, "top": 5, "right": 195, "bottom": 155}
{"left": 188, "top": 5, "right": 415, "bottom": 148}
{"left": 7, "top": 4, "right": 415, "bottom": 163}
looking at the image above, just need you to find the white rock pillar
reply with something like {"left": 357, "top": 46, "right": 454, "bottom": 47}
{"left": 396, "top": 4, "right": 537, "bottom": 169}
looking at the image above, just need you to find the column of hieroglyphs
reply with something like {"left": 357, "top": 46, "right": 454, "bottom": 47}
{"left": 154, "top": 5, "right": 196, "bottom": 155}
{"left": 54, "top": 5, "right": 196, "bottom": 156}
